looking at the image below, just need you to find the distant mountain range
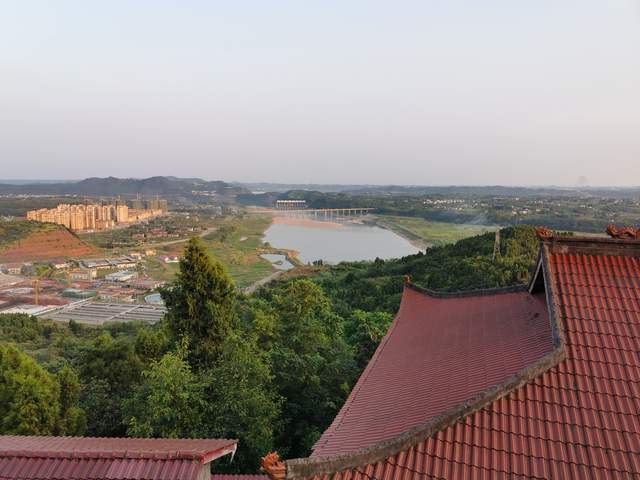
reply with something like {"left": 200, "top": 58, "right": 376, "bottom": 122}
{"left": 0, "top": 176, "right": 246, "bottom": 196}
{"left": 236, "top": 183, "right": 640, "bottom": 198}
{"left": 3, "top": 177, "right": 638, "bottom": 199}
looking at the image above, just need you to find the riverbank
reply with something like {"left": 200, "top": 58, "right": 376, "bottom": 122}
{"left": 368, "top": 215, "right": 497, "bottom": 249}
{"left": 366, "top": 217, "right": 431, "bottom": 250}
{"left": 272, "top": 215, "right": 345, "bottom": 229}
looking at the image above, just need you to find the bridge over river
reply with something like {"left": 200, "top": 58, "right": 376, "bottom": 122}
{"left": 255, "top": 207, "right": 375, "bottom": 218}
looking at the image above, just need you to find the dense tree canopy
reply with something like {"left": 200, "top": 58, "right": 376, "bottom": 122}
{"left": 255, "top": 280, "right": 357, "bottom": 457}
{"left": 202, "top": 334, "right": 281, "bottom": 471}
{"left": 56, "top": 364, "right": 86, "bottom": 435}
{"left": 126, "top": 347, "right": 206, "bottom": 439}
{"left": 0, "top": 344, "right": 84, "bottom": 435}
{"left": 78, "top": 332, "right": 143, "bottom": 436}
{"left": 0, "top": 344, "right": 60, "bottom": 435}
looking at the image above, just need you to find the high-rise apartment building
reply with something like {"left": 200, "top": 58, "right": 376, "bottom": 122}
{"left": 27, "top": 201, "right": 161, "bottom": 232}
{"left": 116, "top": 204, "right": 129, "bottom": 223}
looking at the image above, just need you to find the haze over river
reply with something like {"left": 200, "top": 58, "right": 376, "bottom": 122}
{"left": 264, "top": 217, "right": 419, "bottom": 264}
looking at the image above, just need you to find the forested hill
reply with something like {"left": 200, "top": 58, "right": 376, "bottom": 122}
{"left": 0, "top": 176, "right": 246, "bottom": 196}
{"left": 313, "top": 225, "right": 541, "bottom": 316}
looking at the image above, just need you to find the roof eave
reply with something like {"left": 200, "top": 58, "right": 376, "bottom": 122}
{"left": 284, "top": 348, "right": 565, "bottom": 479}
{"left": 201, "top": 442, "right": 238, "bottom": 465}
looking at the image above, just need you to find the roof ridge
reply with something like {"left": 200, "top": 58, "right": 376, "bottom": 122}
{"left": 0, "top": 450, "right": 203, "bottom": 461}
{"left": 405, "top": 282, "right": 529, "bottom": 299}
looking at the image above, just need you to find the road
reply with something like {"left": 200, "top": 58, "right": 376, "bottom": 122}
{"left": 146, "top": 226, "right": 218, "bottom": 247}
{"left": 242, "top": 270, "right": 284, "bottom": 295}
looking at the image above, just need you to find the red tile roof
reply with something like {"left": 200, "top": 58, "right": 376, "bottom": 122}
{"left": 312, "top": 286, "right": 554, "bottom": 458}
{"left": 0, "top": 436, "right": 237, "bottom": 480}
{"left": 211, "top": 476, "right": 268, "bottom": 480}
{"left": 279, "top": 236, "right": 640, "bottom": 480}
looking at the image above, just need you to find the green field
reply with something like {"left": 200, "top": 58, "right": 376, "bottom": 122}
{"left": 143, "top": 214, "right": 276, "bottom": 288}
{"left": 204, "top": 215, "right": 275, "bottom": 288}
{"left": 374, "top": 216, "right": 497, "bottom": 248}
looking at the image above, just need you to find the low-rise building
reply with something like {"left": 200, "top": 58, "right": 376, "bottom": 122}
{"left": 61, "top": 288, "right": 97, "bottom": 299}
{"left": 52, "top": 261, "right": 72, "bottom": 270}
{"left": 105, "top": 270, "right": 137, "bottom": 283}
{"left": 98, "top": 290, "right": 134, "bottom": 302}
{"left": 131, "top": 278, "right": 164, "bottom": 290}
{"left": 0, "top": 263, "right": 23, "bottom": 275}
{"left": 69, "top": 268, "right": 97, "bottom": 281}
{"left": 81, "top": 256, "right": 138, "bottom": 270}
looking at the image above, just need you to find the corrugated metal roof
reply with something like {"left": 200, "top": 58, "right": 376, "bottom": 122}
{"left": 0, "top": 436, "right": 237, "bottom": 480}
{"left": 312, "top": 287, "right": 554, "bottom": 458}
{"left": 302, "top": 239, "right": 640, "bottom": 479}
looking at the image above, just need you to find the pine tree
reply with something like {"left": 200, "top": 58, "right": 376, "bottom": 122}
{"left": 161, "top": 237, "right": 238, "bottom": 367}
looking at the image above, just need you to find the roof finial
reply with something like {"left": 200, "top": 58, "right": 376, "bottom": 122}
{"left": 404, "top": 275, "right": 412, "bottom": 285}
{"left": 535, "top": 227, "right": 553, "bottom": 240}
{"left": 261, "top": 452, "right": 286, "bottom": 480}
{"left": 606, "top": 224, "right": 639, "bottom": 239}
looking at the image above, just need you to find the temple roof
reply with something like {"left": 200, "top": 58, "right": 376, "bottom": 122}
{"left": 266, "top": 232, "right": 640, "bottom": 480}
{"left": 312, "top": 286, "right": 554, "bottom": 458}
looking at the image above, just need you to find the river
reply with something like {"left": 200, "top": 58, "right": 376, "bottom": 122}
{"left": 263, "top": 217, "right": 419, "bottom": 264}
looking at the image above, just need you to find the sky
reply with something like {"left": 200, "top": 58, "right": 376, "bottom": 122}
{"left": 1, "top": 1, "right": 640, "bottom": 186}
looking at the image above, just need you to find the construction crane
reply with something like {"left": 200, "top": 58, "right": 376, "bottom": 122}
{"left": 31, "top": 266, "right": 54, "bottom": 306}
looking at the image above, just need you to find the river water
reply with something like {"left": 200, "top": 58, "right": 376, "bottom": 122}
{"left": 264, "top": 219, "right": 419, "bottom": 264}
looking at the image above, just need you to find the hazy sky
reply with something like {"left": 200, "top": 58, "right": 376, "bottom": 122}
{"left": 1, "top": 1, "right": 640, "bottom": 186}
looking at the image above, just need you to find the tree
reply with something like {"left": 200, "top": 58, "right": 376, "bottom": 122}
{"left": 78, "top": 332, "right": 143, "bottom": 436}
{"left": 125, "top": 348, "right": 206, "bottom": 439}
{"left": 161, "top": 237, "right": 237, "bottom": 367}
{"left": 203, "top": 334, "right": 281, "bottom": 472}
{"left": 264, "top": 280, "right": 356, "bottom": 457}
{"left": 56, "top": 365, "right": 86, "bottom": 435}
{"left": 79, "top": 379, "right": 124, "bottom": 436}
{"left": 0, "top": 344, "right": 60, "bottom": 435}
{"left": 79, "top": 332, "right": 143, "bottom": 391}
{"left": 346, "top": 310, "right": 393, "bottom": 368}
{"left": 135, "top": 327, "right": 169, "bottom": 364}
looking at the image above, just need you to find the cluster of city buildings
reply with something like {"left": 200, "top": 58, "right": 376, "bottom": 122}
{"left": 0, "top": 248, "right": 169, "bottom": 314}
{"left": 26, "top": 197, "right": 167, "bottom": 232}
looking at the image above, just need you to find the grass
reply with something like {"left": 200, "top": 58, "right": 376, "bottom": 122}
{"left": 203, "top": 215, "right": 274, "bottom": 288}
{"left": 142, "top": 214, "right": 276, "bottom": 288}
{"left": 374, "top": 215, "right": 497, "bottom": 248}
{"left": 142, "top": 256, "right": 181, "bottom": 282}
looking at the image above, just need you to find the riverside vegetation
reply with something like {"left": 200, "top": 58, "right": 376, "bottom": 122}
{"left": 0, "top": 225, "right": 541, "bottom": 472}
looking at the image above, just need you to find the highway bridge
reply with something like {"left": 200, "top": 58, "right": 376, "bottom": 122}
{"left": 258, "top": 207, "right": 375, "bottom": 218}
